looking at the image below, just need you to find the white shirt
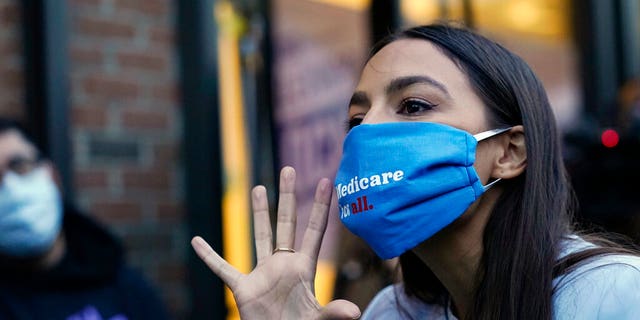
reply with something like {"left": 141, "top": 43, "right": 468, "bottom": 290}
{"left": 362, "top": 237, "right": 640, "bottom": 319}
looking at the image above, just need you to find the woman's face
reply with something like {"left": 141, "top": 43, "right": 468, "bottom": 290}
{"left": 348, "top": 39, "right": 498, "bottom": 183}
{"left": 349, "top": 38, "right": 489, "bottom": 132}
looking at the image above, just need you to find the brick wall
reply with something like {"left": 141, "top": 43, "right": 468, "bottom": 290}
{"left": 68, "top": 0, "right": 187, "bottom": 317}
{"left": 0, "top": 0, "right": 188, "bottom": 316}
{"left": 0, "top": 0, "right": 24, "bottom": 119}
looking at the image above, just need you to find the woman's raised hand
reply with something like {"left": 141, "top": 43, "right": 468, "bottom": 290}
{"left": 191, "top": 167, "right": 361, "bottom": 319}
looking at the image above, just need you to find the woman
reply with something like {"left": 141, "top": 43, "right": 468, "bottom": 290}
{"left": 191, "top": 24, "right": 640, "bottom": 319}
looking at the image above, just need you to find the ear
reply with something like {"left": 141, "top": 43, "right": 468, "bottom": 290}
{"left": 492, "top": 125, "right": 526, "bottom": 179}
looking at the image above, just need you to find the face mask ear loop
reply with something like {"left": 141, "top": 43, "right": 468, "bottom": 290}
{"left": 473, "top": 127, "right": 512, "bottom": 141}
{"left": 483, "top": 178, "right": 502, "bottom": 191}
{"left": 474, "top": 127, "right": 511, "bottom": 191}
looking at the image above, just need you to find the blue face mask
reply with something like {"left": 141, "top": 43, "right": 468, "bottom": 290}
{"left": 335, "top": 122, "right": 511, "bottom": 259}
{"left": 0, "top": 167, "right": 63, "bottom": 257}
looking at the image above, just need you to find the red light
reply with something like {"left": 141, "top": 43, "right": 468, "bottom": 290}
{"left": 601, "top": 129, "right": 619, "bottom": 148}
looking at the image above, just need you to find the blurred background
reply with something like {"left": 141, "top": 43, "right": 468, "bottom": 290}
{"left": 0, "top": 0, "right": 638, "bottom": 319}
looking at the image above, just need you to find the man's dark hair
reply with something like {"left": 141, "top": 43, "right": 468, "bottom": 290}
{"left": 0, "top": 118, "right": 42, "bottom": 153}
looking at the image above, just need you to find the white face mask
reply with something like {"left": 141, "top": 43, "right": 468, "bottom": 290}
{"left": 0, "top": 167, "right": 62, "bottom": 257}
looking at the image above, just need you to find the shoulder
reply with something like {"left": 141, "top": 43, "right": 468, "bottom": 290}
{"left": 555, "top": 238, "right": 640, "bottom": 320}
{"left": 361, "top": 284, "right": 449, "bottom": 320}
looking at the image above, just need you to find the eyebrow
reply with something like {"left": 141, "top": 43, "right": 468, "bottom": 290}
{"left": 348, "top": 75, "right": 451, "bottom": 109}
{"left": 385, "top": 75, "right": 450, "bottom": 98}
{"left": 349, "top": 91, "right": 371, "bottom": 107}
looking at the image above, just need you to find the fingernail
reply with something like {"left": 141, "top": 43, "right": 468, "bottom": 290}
{"left": 192, "top": 237, "right": 205, "bottom": 248}
{"left": 253, "top": 186, "right": 265, "bottom": 199}
{"left": 282, "top": 166, "right": 295, "bottom": 181}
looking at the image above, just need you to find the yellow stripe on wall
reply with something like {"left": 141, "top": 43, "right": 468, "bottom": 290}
{"left": 310, "top": 0, "right": 370, "bottom": 11}
{"left": 215, "top": 1, "right": 341, "bottom": 318}
{"left": 215, "top": 2, "right": 251, "bottom": 319}
{"left": 315, "top": 261, "right": 337, "bottom": 306}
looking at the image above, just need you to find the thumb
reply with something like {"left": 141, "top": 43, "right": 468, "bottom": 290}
{"left": 317, "top": 299, "right": 361, "bottom": 320}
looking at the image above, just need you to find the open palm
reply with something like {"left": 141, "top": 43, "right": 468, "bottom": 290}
{"left": 191, "top": 167, "right": 360, "bottom": 319}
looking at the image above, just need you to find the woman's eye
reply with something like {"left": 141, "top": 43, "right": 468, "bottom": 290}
{"left": 398, "top": 99, "right": 436, "bottom": 115}
{"left": 344, "top": 118, "right": 363, "bottom": 131}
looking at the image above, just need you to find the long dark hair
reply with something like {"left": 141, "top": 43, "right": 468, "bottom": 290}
{"left": 370, "top": 24, "right": 636, "bottom": 319}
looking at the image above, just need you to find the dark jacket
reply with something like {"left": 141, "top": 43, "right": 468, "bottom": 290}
{"left": 0, "top": 205, "right": 169, "bottom": 320}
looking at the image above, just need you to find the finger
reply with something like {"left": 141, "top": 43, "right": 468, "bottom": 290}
{"left": 252, "top": 185, "right": 273, "bottom": 263}
{"left": 191, "top": 236, "right": 241, "bottom": 289}
{"left": 300, "top": 178, "right": 332, "bottom": 260}
{"left": 276, "top": 166, "right": 297, "bottom": 250}
{"left": 318, "top": 299, "right": 361, "bottom": 320}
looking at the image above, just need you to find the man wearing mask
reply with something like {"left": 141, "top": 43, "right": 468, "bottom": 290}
{"left": 0, "top": 118, "right": 169, "bottom": 320}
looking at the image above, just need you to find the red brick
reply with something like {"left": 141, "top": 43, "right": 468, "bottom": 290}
{"left": 153, "top": 143, "right": 178, "bottom": 166}
{"left": 69, "top": 0, "right": 102, "bottom": 6}
{"left": 0, "top": 3, "right": 20, "bottom": 27}
{"left": 121, "top": 169, "right": 170, "bottom": 190}
{"left": 114, "top": 0, "right": 170, "bottom": 16}
{"left": 150, "top": 26, "right": 174, "bottom": 46}
{"left": 121, "top": 109, "right": 169, "bottom": 130}
{"left": 117, "top": 51, "right": 168, "bottom": 71}
{"left": 0, "top": 102, "right": 24, "bottom": 119}
{"left": 151, "top": 84, "right": 178, "bottom": 103}
{"left": 157, "top": 263, "right": 186, "bottom": 283}
{"left": 75, "top": 17, "right": 135, "bottom": 38}
{"left": 0, "top": 39, "right": 19, "bottom": 56}
{"left": 122, "top": 231, "right": 173, "bottom": 253}
{"left": 83, "top": 74, "right": 140, "bottom": 98}
{"left": 0, "top": 67, "right": 23, "bottom": 89}
{"left": 72, "top": 107, "right": 107, "bottom": 128}
{"left": 70, "top": 46, "right": 103, "bottom": 64}
{"left": 156, "top": 201, "right": 183, "bottom": 222}
{"left": 74, "top": 169, "right": 108, "bottom": 188}
{"left": 91, "top": 200, "right": 142, "bottom": 223}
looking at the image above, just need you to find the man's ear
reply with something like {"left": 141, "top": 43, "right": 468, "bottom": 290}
{"left": 492, "top": 125, "right": 526, "bottom": 179}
